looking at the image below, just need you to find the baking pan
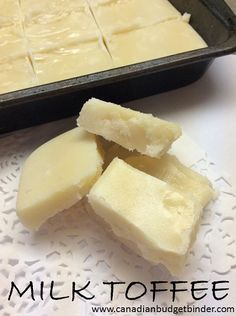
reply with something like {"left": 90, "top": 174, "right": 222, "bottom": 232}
{"left": 0, "top": 0, "right": 235, "bottom": 134}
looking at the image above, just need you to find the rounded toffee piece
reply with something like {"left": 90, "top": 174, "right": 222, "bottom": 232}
{"left": 16, "top": 127, "right": 104, "bottom": 230}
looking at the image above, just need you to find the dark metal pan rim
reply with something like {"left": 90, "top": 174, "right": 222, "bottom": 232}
{"left": 1, "top": 38, "right": 236, "bottom": 107}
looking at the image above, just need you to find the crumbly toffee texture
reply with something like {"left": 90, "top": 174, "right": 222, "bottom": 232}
{"left": 0, "top": 121, "right": 235, "bottom": 315}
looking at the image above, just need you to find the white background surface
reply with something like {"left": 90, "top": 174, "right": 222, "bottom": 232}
{"left": 125, "top": 54, "right": 236, "bottom": 187}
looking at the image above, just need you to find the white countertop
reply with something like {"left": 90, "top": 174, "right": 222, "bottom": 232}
{"left": 126, "top": 54, "right": 236, "bottom": 187}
